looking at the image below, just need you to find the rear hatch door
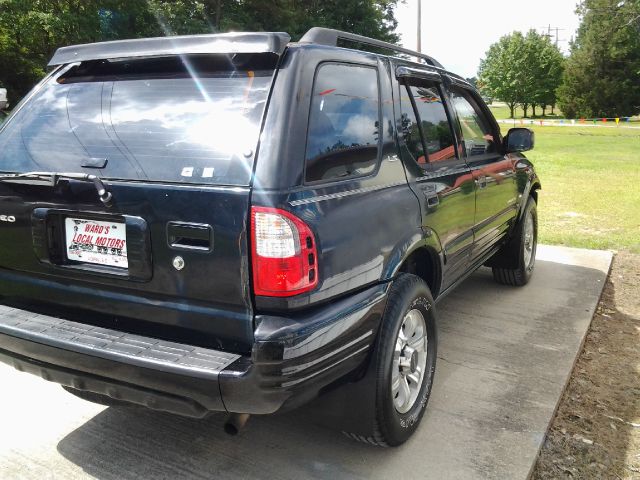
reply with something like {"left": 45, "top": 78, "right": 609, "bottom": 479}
{"left": 0, "top": 49, "right": 281, "bottom": 352}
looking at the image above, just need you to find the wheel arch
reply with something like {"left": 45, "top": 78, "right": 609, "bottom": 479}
{"left": 517, "top": 176, "right": 541, "bottom": 222}
{"left": 392, "top": 243, "right": 442, "bottom": 299}
{"left": 529, "top": 180, "right": 541, "bottom": 203}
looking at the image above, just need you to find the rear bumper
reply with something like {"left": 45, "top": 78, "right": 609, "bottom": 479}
{"left": 0, "top": 283, "right": 388, "bottom": 417}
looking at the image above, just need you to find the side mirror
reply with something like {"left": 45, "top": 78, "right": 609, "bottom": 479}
{"left": 504, "top": 128, "right": 534, "bottom": 153}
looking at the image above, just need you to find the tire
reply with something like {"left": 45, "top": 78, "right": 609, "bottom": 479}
{"left": 492, "top": 197, "right": 538, "bottom": 286}
{"left": 365, "top": 273, "right": 437, "bottom": 446}
{"left": 62, "top": 386, "right": 131, "bottom": 408}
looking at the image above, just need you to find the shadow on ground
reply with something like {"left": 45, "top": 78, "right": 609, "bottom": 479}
{"left": 53, "top": 251, "right": 611, "bottom": 480}
{"left": 56, "top": 406, "right": 394, "bottom": 480}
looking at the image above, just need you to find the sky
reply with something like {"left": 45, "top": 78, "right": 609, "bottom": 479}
{"left": 394, "top": 0, "right": 582, "bottom": 78}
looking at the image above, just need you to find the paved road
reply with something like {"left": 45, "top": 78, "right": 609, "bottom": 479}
{"left": 0, "top": 245, "right": 612, "bottom": 480}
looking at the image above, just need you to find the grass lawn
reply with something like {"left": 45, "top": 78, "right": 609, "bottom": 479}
{"left": 489, "top": 101, "right": 639, "bottom": 252}
{"left": 501, "top": 124, "right": 640, "bottom": 253}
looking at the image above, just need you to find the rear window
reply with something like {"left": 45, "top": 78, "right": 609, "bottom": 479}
{"left": 0, "top": 54, "right": 276, "bottom": 185}
{"left": 304, "top": 63, "right": 380, "bottom": 183}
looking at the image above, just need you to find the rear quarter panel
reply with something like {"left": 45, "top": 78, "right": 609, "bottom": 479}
{"left": 252, "top": 47, "right": 426, "bottom": 310}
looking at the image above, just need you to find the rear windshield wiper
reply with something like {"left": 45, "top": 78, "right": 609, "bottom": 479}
{"left": 0, "top": 172, "right": 113, "bottom": 206}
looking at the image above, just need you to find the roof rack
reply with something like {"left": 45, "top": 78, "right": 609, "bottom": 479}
{"left": 299, "top": 27, "right": 444, "bottom": 69}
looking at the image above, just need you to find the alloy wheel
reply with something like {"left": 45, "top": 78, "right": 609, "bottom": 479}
{"left": 391, "top": 308, "right": 428, "bottom": 414}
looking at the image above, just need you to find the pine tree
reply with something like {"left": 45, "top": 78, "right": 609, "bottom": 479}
{"left": 558, "top": 0, "right": 640, "bottom": 118}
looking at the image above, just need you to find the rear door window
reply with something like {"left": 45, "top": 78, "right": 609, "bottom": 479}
{"left": 304, "top": 63, "right": 380, "bottom": 183}
{"left": 400, "top": 81, "right": 456, "bottom": 166}
{"left": 399, "top": 88, "right": 426, "bottom": 165}
{"left": 0, "top": 55, "right": 275, "bottom": 185}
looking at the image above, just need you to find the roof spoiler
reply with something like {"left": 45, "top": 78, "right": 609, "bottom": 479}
{"left": 48, "top": 32, "right": 291, "bottom": 66}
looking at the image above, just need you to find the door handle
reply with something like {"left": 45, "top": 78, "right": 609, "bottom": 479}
{"left": 167, "top": 222, "right": 213, "bottom": 252}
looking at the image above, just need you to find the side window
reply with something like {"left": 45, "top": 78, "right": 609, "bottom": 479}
{"left": 399, "top": 81, "right": 456, "bottom": 166}
{"left": 408, "top": 84, "right": 456, "bottom": 163}
{"left": 450, "top": 89, "right": 498, "bottom": 158}
{"left": 304, "top": 63, "right": 380, "bottom": 183}
{"left": 399, "top": 86, "right": 426, "bottom": 165}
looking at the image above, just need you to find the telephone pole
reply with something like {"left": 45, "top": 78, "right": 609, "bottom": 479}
{"left": 417, "top": 0, "right": 422, "bottom": 53}
{"left": 540, "top": 24, "right": 566, "bottom": 48}
{"left": 555, "top": 27, "right": 563, "bottom": 47}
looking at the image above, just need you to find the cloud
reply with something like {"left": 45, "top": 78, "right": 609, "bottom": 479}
{"left": 342, "top": 114, "right": 376, "bottom": 145}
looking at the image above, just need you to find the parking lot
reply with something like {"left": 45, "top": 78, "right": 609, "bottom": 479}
{"left": 0, "top": 245, "right": 612, "bottom": 480}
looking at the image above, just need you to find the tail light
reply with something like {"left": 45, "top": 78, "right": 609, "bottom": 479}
{"left": 251, "top": 206, "right": 318, "bottom": 297}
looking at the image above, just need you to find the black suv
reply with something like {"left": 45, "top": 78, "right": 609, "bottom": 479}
{"left": 0, "top": 28, "right": 540, "bottom": 446}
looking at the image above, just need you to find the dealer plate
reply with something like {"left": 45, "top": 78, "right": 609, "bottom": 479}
{"left": 65, "top": 218, "right": 128, "bottom": 268}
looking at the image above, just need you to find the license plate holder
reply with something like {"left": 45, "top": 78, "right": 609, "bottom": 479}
{"left": 65, "top": 217, "right": 128, "bottom": 269}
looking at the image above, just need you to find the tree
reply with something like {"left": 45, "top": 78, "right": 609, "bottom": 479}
{"left": 535, "top": 39, "right": 565, "bottom": 116}
{"left": 523, "top": 31, "right": 564, "bottom": 117}
{"left": 478, "top": 32, "right": 527, "bottom": 118}
{"left": 478, "top": 30, "right": 564, "bottom": 118}
{"left": 287, "top": 0, "right": 399, "bottom": 43}
{"left": 558, "top": 0, "right": 640, "bottom": 118}
{"left": 0, "top": 1, "right": 160, "bottom": 99}
{"left": 0, "top": 0, "right": 401, "bottom": 101}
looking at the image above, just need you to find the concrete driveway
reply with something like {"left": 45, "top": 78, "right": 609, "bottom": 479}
{"left": 0, "top": 245, "right": 612, "bottom": 480}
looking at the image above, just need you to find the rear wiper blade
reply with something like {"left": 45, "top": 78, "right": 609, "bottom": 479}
{"left": 0, "top": 172, "right": 113, "bottom": 206}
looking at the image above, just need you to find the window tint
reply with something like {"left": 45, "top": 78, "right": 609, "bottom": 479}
{"left": 451, "top": 90, "right": 497, "bottom": 157}
{"left": 399, "top": 87, "right": 426, "bottom": 165}
{"left": 399, "top": 82, "right": 455, "bottom": 166}
{"left": 0, "top": 55, "right": 274, "bottom": 185}
{"left": 305, "top": 64, "right": 380, "bottom": 183}
{"left": 408, "top": 85, "right": 455, "bottom": 163}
